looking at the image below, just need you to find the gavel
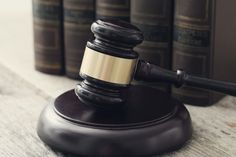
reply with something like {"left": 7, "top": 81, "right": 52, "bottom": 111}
{"left": 37, "top": 19, "right": 236, "bottom": 157}
{"left": 76, "top": 19, "right": 236, "bottom": 107}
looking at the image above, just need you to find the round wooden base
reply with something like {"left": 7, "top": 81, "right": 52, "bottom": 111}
{"left": 37, "top": 85, "right": 192, "bottom": 157}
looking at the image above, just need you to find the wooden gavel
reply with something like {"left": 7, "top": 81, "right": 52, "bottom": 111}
{"left": 76, "top": 19, "right": 236, "bottom": 107}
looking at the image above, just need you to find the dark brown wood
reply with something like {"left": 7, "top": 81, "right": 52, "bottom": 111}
{"left": 37, "top": 87, "right": 192, "bottom": 157}
{"left": 76, "top": 19, "right": 142, "bottom": 106}
{"left": 37, "top": 19, "right": 192, "bottom": 156}
{"left": 135, "top": 60, "right": 236, "bottom": 97}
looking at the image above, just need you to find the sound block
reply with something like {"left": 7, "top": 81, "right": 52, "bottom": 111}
{"left": 37, "top": 85, "right": 192, "bottom": 157}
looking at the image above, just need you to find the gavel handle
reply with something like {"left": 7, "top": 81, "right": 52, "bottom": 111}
{"left": 135, "top": 60, "right": 236, "bottom": 96}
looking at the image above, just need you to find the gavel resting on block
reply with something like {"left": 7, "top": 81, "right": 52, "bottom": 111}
{"left": 37, "top": 19, "right": 236, "bottom": 157}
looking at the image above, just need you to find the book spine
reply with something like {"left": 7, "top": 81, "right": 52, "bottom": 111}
{"left": 64, "top": 0, "right": 95, "bottom": 79}
{"left": 131, "top": 0, "right": 173, "bottom": 92}
{"left": 96, "top": 0, "right": 130, "bottom": 21}
{"left": 32, "top": 0, "right": 64, "bottom": 74}
{"left": 172, "top": 0, "right": 213, "bottom": 105}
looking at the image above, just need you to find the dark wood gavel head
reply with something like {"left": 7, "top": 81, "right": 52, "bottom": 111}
{"left": 76, "top": 18, "right": 236, "bottom": 109}
{"left": 75, "top": 19, "right": 144, "bottom": 108}
{"left": 37, "top": 19, "right": 193, "bottom": 157}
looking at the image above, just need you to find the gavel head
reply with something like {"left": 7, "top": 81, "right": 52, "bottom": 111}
{"left": 75, "top": 19, "right": 144, "bottom": 108}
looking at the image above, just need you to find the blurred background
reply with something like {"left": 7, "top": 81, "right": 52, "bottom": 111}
{"left": 1, "top": 0, "right": 236, "bottom": 105}
{"left": 0, "top": 0, "right": 77, "bottom": 97}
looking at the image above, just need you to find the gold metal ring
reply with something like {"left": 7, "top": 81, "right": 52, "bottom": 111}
{"left": 80, "top": 47, "right": 137, "bottom": 85}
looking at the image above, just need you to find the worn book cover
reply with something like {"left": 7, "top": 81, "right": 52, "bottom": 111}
{"left": 172, "top": 0, "right": 236, "bottom": 106}
{"left": 96, "top": 0, "right": 130, "bottom": 21}
{"left": 64, "top": 0, "right": 95, "bottom": 79}
{"left": 33, "top": 0, "right": 64, "bottom": 74}
{"left": 131, "top": 0, "right": 173, "bottom": 92}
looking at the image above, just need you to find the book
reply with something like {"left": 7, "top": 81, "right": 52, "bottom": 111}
{"left": 172, "top": 0, "right": 214, "bottom": 106}
{"left": 213, "top": 0, "right": 236, "bottom": 85}
{"left": 96, "top": 0, "right": 130, "bottom": 21}
{"left": 131, "top": 0, "right": 173, "bottom": 92}
{"left": 63, "top": 0, "right": 95, "bottom": 79}
{"left": 32, "top": 0, "right": 64, "bottom": 74}
{"left": 172, "top": 0, "right": 234, "bottom": 106}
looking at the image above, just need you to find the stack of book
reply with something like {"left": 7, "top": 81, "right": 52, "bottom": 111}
{"left": 33, "top": 0, "right": 236, "bottom": 106}
{"left": 33, "top": 0, "right": 130, "bottom": 79}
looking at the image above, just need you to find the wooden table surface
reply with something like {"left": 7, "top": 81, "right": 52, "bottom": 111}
{"left": 0, "top": 0, "right": 236, "bottom": 156}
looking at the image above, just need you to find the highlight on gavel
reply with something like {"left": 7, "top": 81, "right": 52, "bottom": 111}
{"left": 37, "top": 19, "right": 236, "bottom": 157}
{"left": 76, "top": 19, "right": 236, "bottom": 106}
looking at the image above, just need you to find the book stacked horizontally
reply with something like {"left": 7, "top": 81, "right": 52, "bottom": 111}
{"left": 32, "top": 0, "right": 236, "bottom": 106}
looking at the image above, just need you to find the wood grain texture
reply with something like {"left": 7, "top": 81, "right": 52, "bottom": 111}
{"left": 0, "top": 0, "right": 236, "bottom": 156}
{"left": 0, "top": 63, "right": 236, "bottom": 157}
{"left": 167, "top": 100, "right": 236, "bottom": 157}
{"left": 0, "top": 65, "right": 62, "bottom": 157}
